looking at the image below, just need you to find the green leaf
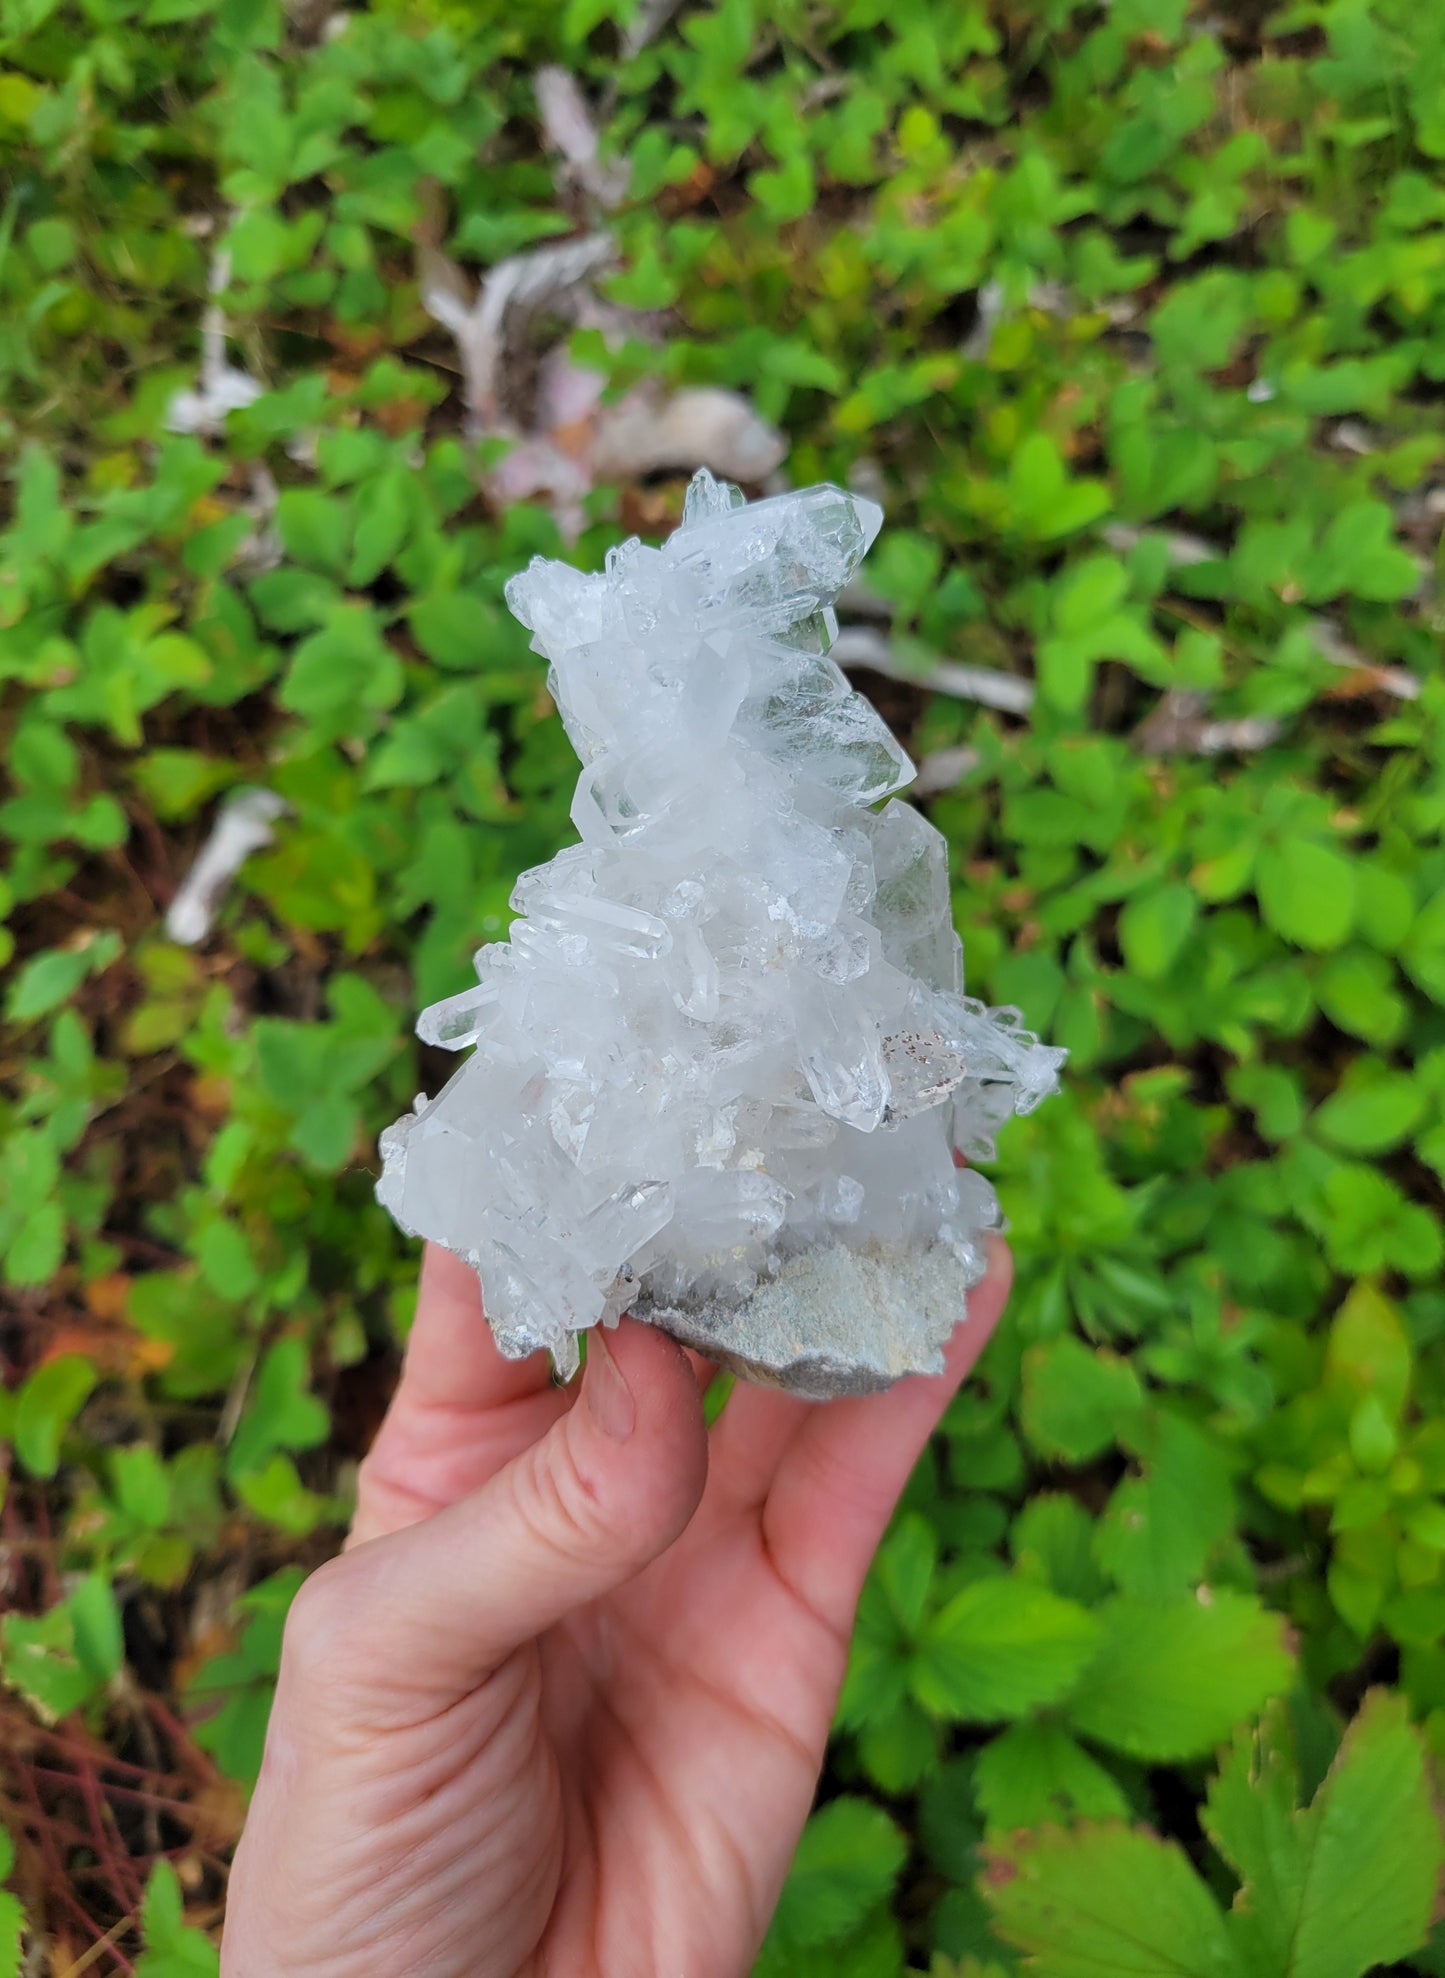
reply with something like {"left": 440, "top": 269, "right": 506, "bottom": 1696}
{"left": 1020, "top": 1336, "right": 1143, "bottom": 1464}
{"left": 194, "top": 1218, "right": 262, "bottom": 1300}
{"left": 1314, "top": 948, "right": 1407, "bottom": 1046}
{"left": 875, "top": 1512, "right": 937, "bottom": 1636}
{"left": 1204, "top": 1692, "right": 1443, "bottom": 1978}
{"left": 112, "top": 1444, "right": 172, "bottom": 1529}
{"left": 1306, "top": 500, "right": 1419, "bottom": 604}
{"left": 4, "top": 1198, "right": 65, "bottom": 1287}
{"left": 1065, "top": 1592, "right": 1293, "bottom": 1761}
{"left": 281, "top": 604, "right": 404, "bottom": 722}
{"left": 1312, "top": 1067, "right": 1425, "bottom": 1154}
{"left": 13, "top": 1353, "right": 97, "bottom": 1478}
{"left": 185, "top": 1569, "right": 302, "bottom": 1787}
{"left": 249, "top": 567, "right": 341, "bottom": 634}
{"left": 973, "top": 1721, "right": 1132, "bottom": 1833}
{"left": 1325, "top": 1282, "right": 1411, "bottom": 1420}
{"left": 290, "top": 1094, "right": 362, "bottom": 1170}
{"left": 4, "top": 932, "right": 122, "bottom": 1023}
{"left": 1118, "top": 883, "right": 1198, "bottom": 980}
{"left": 1347, "top": 1392, "right": 1396, "bottom": 1474}
{"left": 1052, "top": 556, "right": 1130, "bottom": 636}
{"left": 1094, "top": 1413, "right": 1237, "bottom": 1599}
{"left": 409, "top": 591, "right": 489, "bottom": 668}
{"left": 131, "top": 748, "right": 238, "bottom": 821}
{"left": 753, "top": 1905, "right": 904, "bottom": 1978}
{"left": 1011, "top": 1493, "right": 1108, "bottom": 1605}
{"left": 913, "top": 1576, "right": 1102, "bottom": 1722}
{"left": 348, "top": 468, "right": 413, "bottom": 586}
{"left": 764, "top": 1796, "right": 908, "bottom": 1952}
{"left": 1227, "top": 1063, "right": 1306, "bottom": 1142}
{"left": 136, "top": 1859, "right": 219, "bottom": 1977}
{"left": 1319, "top": 1165, "right": 1442, "bottom": 1279}
{"left": 1256, "top": 838, "right": 1356, "bottom": 951}
{"left": 226, "top": 1337, "right": 328, "bottom": 1480}
{"left": 1, "top": 1575, "right": 124, "bottom": 1722}
{"left": 69, "top": 1573, "right": 124, "bottom": 1688}
{"left": 1007, "top": 433, "right": 1112, "bottom": 541}
{"left": 0, "top": 1823, "right": 23, "bottom": 1978}
{"left": 233, "top": 1452, "right": 332, "bottom": 1536}
{"left": 1355, "top": 864, "right": 1415, "bottom": 952}
{"left": 985, "top": 1823, "right": 1234, "bottom": 1977}
{"left": 562, "top": 0, "right": 631, "bottom": 45}
{"left": 275, "top": 487, "right": 351, "bottom": 576}
{"left": 605, "top": 237, "right": 678, "bottom": 310}
{"left": 856, "top": 1697, "right": 938, "bottom": 1795}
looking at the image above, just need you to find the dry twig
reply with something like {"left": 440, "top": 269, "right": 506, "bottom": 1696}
{"left": 911, "top": 744, "right": 983, "bottom": 795}
{"left": 833, "top": 625, "right": 1035, "bottom": 715}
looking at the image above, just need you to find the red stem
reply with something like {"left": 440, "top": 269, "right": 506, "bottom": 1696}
{"left": 29, "top": 1764, "right": 195, "bottom": 1818}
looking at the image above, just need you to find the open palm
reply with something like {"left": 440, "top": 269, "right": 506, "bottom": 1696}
{"left": 223, "top": 1241, "right": 1009, "bottom": 1978}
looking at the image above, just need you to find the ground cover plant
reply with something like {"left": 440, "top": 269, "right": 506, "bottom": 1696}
{"left": 3, "top": 0, "right": 1445, "bottom": 1969}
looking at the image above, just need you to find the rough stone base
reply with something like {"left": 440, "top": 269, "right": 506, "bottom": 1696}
{"left": 632, "top": 1240, "right": 981, "bottom": 1400}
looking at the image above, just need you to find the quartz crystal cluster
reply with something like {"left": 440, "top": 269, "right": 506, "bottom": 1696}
{"left": 377, "top": 470, "right": 1065, "bottom": 1396}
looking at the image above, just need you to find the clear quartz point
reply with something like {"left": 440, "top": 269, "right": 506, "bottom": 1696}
{"left": 378, "top": 471, "right": 1065, "bottom": 1393}
{"left": 417, "top": 982, "right": 501, "bottom": 1051}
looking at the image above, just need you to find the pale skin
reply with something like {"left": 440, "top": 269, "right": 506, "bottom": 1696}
{"left": 221, "top": 1237, "right": 1011, "bottom": 1978}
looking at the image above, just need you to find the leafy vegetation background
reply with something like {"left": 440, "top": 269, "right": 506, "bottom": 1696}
{"left": 4, "top": 0, "right": 1445, "bottom": 1970}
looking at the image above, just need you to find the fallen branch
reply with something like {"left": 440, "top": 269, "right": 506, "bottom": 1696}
{"left": 833, "top": 625, "right": 1036, "bottom": 715}
{"left": 622, "top": 0, "right": 682, "bottom": 58}
{"left": 590, "top": 384, "right": 785, "bottom": 484}
{"left": 420, "top": 226, "right": 784, "bottom": 536}
{"left": 1102, "top": 520, "right": 1213, "bottom": 567}
{"left": 165, "top": 789, "right": 286, "bottom": 946}
{"left": 1133, "top": 688, "right": 1283, "bottom": 756}
{"left": 165, "top": 248, "right": 263, "bottom": 439}
{"left": 912, "top": 743, "right": 982, "bottom": 795}
{"left": 1307, "top": 614, "right": 1421, "bottom": 701}
{"left": 419, "top": 233, "right": 616, "bottom": 435}
{"left": 534, "top": 67, "right": 629, "bottom": 209}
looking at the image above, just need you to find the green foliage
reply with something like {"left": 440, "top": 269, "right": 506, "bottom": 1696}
{"left": 184, "top": 1568, "right": 304, "bottom": 1786}
{"left": 1, "top": 1574, "right": 123, "bottom": 1723}
{"left": 135, "top": 1861, "right": 221, "bottom": 1978}
{"left": 4, "top": 0, "right": 1445, "bottom": 1966}
{"left": 7, "top": 1352, "right": 97, "bottom": 1477}
{"left": 986, "top": 1823, "right": 1237, "bottom": 1978}
{"left": 0, "top": 1826, "right": 23, "bottom": 1978}
{"left": 986, "top": 1691, "right": 1443, "bottom": 1978}
{"left": 755, "top": 1797, "right": 909, "bottom": 1973}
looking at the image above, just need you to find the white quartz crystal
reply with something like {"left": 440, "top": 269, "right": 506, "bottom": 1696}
{"left": 377, "top": 471, "right": 1065, "bottom": 1395}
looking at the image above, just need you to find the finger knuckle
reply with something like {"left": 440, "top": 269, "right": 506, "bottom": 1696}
{"left": 280, "top": 1556, "right": 358, "bottom": 1690}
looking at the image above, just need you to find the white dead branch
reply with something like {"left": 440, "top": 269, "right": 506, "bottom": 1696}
{"left": 535, "top": 66, "right": 630, "bottom": 209}
{"left": 833, "top": 625, "right": 1036, "bottom": 716}
{"left": 622, "top": 0, "right": 682, "bottom": 57}
{"left": 165, "top": 789, "right": 287, "bottom": 946}
{"left": 912, "top": 744, "right": 983, "bottom": 795}
{"left": 166, "top": 250, "right": 263, "bottom": 438}
{"left": 1133, "top": 688, "right": 1283, "bottom": 756}
{"left": 419, "top": 233, "right": 617, "bottom": 435}
{"left": 591, "top": 384, "right": 786, "bottom": 483}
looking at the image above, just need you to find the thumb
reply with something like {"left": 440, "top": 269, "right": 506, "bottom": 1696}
{"left": 293, "top": 1319, "right": 709, "bottom": 1715}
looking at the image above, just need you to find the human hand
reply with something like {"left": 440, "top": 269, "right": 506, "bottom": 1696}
{"left": 221, "top": 1238, "right": 1011, "bottom": 1978}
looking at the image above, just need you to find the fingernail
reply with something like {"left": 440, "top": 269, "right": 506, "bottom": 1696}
{"left": 585, "top": 1327, "right": 635, "bottom": 1441}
